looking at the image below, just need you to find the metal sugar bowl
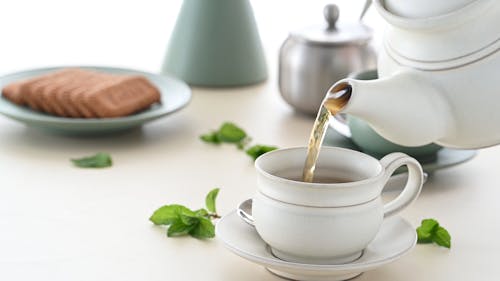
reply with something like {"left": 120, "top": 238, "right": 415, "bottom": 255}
{"left": 279, "top": 4, "right": 376, "bottom": 116}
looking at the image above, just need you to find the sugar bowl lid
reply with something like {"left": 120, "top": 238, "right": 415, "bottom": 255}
{"left": 291, "top": 4, "right": 373, "bottom": 45}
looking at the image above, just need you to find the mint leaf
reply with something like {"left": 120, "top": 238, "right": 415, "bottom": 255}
{"left": 195, "top": 208, "right": 209, "bottom": 218}
{"left": 200, "top": 122, "right": 277, "bottom": 157}
{"left": 236, "top": 138, "right": 250, "bottom": 150}
{"left": 433, "top": 226, "right": 451, "bottom": 248}
{"left": 417, "top": 219, "right": 439, "bottom": 243}
{"left": 200, "top": 132, "right": 221, "bottom": 144}
{"left": 420, "top": 219, "right": 439, "bottom": 233}
{"left": 417, "top": 228, "right": 434, "bottom": 243}
{"left": 150, "top": 188, "right": 221, "bottom": 240}
{"left": 200, "top": 123, "right": 247, "bottom": 145}
{"left": 180, "top": 214, "right": 199, "bottom": 226}
{"left": 246, "top": 145, "right": 278, "bottom": 161}
{"left": 71, "top": 152, "right": 112, "bottom": 168}
{"left": 149, "top": 204, "right": 195, "bottom": 225}
{"left": 205, "top": 188, "right": 219, "bottom": 213}
{"left": 189, "top": 217, "right": 215, "bottom": 239}
{"left": 416, "top": 218, "right": 451, "bottom": 249}
{"left": 167, "top": 220, "right": 196, "bottom": 237}
{"left": 217, "top": 122, "right": 247, "bottom": 143}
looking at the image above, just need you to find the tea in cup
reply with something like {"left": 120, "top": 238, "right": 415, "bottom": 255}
{"left": 252, "top": 147, "right": 423, "bottom": 264}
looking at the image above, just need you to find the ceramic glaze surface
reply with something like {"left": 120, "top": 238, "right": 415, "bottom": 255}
{"left": 330, "top": 0, "right": 500, "bottom": 149}
{"left": 253, "top": 192, "right": 383, "bottom": 264}
{"left": 341, "top": 69, "right": 443, "bottom": 160}
{"left": 376, "top": 0, "right": 498, "bottom": 63}
{"left": 217, "top": 211, "right": 417, "bottom": 281}
{"left": 383, "top": 0, "right": 478, "bottom": 18}
{"left": 252, "top": 147, "right": 423, "bottom": 264}
{"left": 162, "top": 0, "right": 267, "bottom": 86}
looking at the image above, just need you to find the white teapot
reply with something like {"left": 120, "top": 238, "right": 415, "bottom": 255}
{"left": 330, "top": 0, "right": 500, "bottom": 149}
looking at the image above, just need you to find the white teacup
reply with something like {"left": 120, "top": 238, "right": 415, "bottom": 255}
{"left": 253, "top": 147, "right": 423, "bottom": 264}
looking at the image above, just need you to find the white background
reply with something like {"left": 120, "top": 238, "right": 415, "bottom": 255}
{"left": 0, "top": 0, "right": 383, "bottom": 75}
{"left": 0, "top": 1, "right": 498, "bottom": 281}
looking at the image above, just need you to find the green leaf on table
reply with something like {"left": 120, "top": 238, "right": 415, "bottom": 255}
{"left": 149, "top": 204, "right": 195, "bottom": 225}
{"left": 419, "top": 219, "right": 439, "bottom": 233}
{"left": 205, "top": 188, "right": 220, "bottom": 213}
{"left": 200, "top": 131, "right": 221, "bottom": 144}
{"left": 150, "top": 188, "right": 221, "bottom": 240}
{"left": 245, "top": 145, "right": 278, "bottom": 161}
{"left": 195, "top": 208, "right": 209, "bottom": 218}
{"left": 417, "top": 218, "right": 439, "bottom": 243}
{"left": 71, "top": 152, "right": 112, "bottom": 168}
{"left": 180, "top": 213, "right": 200, "bottom": 226}
{"left": 189, "top": 216, "right": 215, "bottom": 239}
{"left": 416, "top": 218, "right": 451, "bottom": 249}
{"left": 217, "top": 122, "right": 247, "bottom": 143}
{"left": 167, "top": 220, "right": 197, "bottom": 237}
{"left": 417, "top": 228, "right": 433, "bottom": 243}
{"left": 236, "top": 137, "right": 252, "bottom": 150}
{"left": 201, "top": 122, "right": 272, "bottom": 153}
{"left": 432, "top": 226, "right": 451, "bottom": 248}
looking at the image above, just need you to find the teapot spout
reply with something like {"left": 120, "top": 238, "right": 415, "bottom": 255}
{"left": 327, "top": 70, "right": 453, "bottom": 147}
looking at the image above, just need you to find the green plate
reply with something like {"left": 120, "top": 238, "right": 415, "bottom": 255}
{"left": 0, "top": 66, "right": 191, "bottom": 135}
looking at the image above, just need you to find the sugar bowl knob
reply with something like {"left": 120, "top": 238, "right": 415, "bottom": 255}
{"left": 324, "top": 4, "right": 339, "bottom": 30}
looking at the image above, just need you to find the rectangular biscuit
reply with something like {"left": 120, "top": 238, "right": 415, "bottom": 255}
{"left": 38, "top": 69, "right": 88, "bottom": 116}
{"left": 38, "top": 81, "right": 62, "bottom": 115}
{"left": 2, "top": 75, "right": 49, "bottom": 107}
{"left": 40, "top": 77, "right": 71, "bottom": 116}
{"left": 2, "top": 68, "right": 161, "bottom": 119}
{"left": 46, "top": 69, "right": 94, "bottom": 117}
{"left": 82, "top": 76, "right": 161, "bottom": 118}
{"left": 2, "top": 81, "right": 25, "bottom": 105}
{"left": 67, "top": 71, "right": 120, "bottom": 118}
{"left": 19, "top": 77, "right": 48, "bottom": 111}
{"left": 53, "top": 69, "right": 103, "bottom": 118}
{"left": 55, "top": 82, "right": 86, "bottom": 118}
{"left": 23, "top": 69, "right": 80, "bottom": 113}
{"left": 26, "top": 81, "right": 52, "bottom": 112}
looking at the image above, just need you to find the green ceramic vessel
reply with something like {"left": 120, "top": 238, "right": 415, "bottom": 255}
{"left": 162, "top": 0, "right": 268, "bottom": 87}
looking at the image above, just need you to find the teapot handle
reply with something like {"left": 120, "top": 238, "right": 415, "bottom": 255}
{"left": 380, "top": 153, "right": 424, "bottom": 218}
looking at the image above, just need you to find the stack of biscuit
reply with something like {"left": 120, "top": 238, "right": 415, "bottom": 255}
{"left": 1, "top": 68, "right": 161, "bottom": 118}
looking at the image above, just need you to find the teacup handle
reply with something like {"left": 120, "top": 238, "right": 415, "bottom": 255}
{"left": 380, "top": 152, "right": 424, "bottom": 218}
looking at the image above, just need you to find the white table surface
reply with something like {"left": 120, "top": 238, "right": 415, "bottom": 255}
{"left": 0, "top": 1, "right": 499, "bottom": 280}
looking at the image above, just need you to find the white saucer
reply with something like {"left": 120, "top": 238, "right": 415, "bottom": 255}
{"left": 216, "top": 211, "right": 416, "bottom": 281}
